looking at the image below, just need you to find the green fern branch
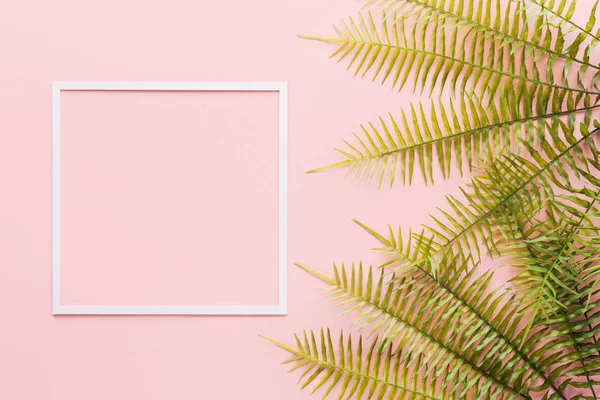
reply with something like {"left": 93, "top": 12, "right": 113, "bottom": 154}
{"left": 502, "top": 184, "right": 600, "bottom": 332}
{"left": 353, "top": 219, "right": 569, "bottom": 398}
{"left": 309, "top": 97, "right": 600, "bottom": 187}
{"left": 513, "top": 221, "right": 600, "bottom": 398}
{"left": 366, "top": 0, "right": 600, "bottom": 72}
{"left": 417, "top": 125, "right": 600, "bottom": 265}
{"left": 262, "top": 331, "right": 444, "bottom": 400}
{"left": 271, "top": 1, "right": 600, "bottom": 398}
{"left": 301, "top": 12, "right": 599, "bottom": 97}
{"left": 524, "top": 0, "right": 600, "bottom": 42}
{"left": 528, "top": 193, "right": 600, "bottom": 322}
{"left": 295, "top": 262, "right": 546, "bottom": 399}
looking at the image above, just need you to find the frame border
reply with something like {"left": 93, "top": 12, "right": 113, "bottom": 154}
{"left": 52, "top": 81, "right": 288, "bottom": 315}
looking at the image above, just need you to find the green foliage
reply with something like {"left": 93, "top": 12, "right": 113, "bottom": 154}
{"left": 265, "top": 0, "right": 600, "bottom": 398}
{"left": 308, "top": 93, "right": 600, "bottom": 187}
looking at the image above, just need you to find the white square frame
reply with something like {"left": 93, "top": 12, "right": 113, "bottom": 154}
{"left": 52, "top": 81, "right": 288, "bottom": 315}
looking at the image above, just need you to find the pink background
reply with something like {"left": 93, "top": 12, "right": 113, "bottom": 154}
{"left": 0, "top": 1, "right": 594, "bottom": 399}
{"left": 60, "top": 90, "right": 280, "bottom": 306}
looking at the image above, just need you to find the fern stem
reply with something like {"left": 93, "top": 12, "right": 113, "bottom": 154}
{"left": 327, "top": 275, "right": 533, "bottom": 399}
{"left": 402, "top": 0, "right": 600, "bottom": 71}
{"left": 527, "top": 0, "right": 600, "bottom": 43}
{"left": 302, "top": 36, "right": 599, "bottom": 96}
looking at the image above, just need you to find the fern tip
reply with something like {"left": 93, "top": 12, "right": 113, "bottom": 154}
{"left": 306, "top": 159, "right": 352, "bottom": 174}
{"left": 296, "top": 263, "right": 336, "bottom": 284}
{"left": 259, "top": 335, "right": 298, "bottom": 354}
{"left": 297, "top": 34, "right": 342, "bottom": 44}
{"left": 353, "top": 218, "right": 389, "bottom": 244}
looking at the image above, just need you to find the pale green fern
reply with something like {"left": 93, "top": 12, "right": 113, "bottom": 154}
{"left": 265, "top": 0, "right": 600, "bottom": 398}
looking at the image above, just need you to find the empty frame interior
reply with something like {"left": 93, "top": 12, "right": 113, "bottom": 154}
{"left": 52, "top": 82, "right": 288, "bottom": 315}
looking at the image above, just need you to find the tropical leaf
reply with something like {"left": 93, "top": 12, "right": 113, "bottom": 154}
{"left": 274, "top": 259, "right": 577, "bottom": 399}
{"left": 365, "top": 0, "right": 600, "bottom": 79}
{"left": 406, "top": 122, "right": 600, "bottom": 266}
{"left": 309, "top": 88, "right": 600, "bottom": 187}
{"left": 505, "top": 188, "right": 600, "bottom": 317}
{"left": 519, "top": 0, "right": 600, "bottom": 92}
{"left": 262, "top": 330, "right": 444, "bottom": 399}
{"left": 509, "top": 216, "right": 600, "bottom": 398}
{"left": 301, "top": 9, "right": 597, "bottom": 102}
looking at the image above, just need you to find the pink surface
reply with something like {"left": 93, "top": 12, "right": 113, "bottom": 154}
{"left": 60, "top": 90, "right": 279, "bottom": 306}
{"left": 0, "top": 1, "right": 593, "bottom": 399}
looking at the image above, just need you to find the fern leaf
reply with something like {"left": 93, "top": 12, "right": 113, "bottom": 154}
{"left": 356, "top": 219, "right": 578, "bottom": 394}
{"left": 301, "top": 12, "right": 596, "bottom": 102}
{"left": 262, "top": 331, "right": 444, "bottom": 400}
{"left": 295, "top": 261, "right": 567, "bottom": 399}
{"left": 523, "top": 0, "right": 600, "bottom": 42}
{"left": 364, "top": 0, "right": 600, "bottom": 76}
{"left": 508, "top": 188, "right": 600, "bottom": 321}
{"left": 274, "top": 0, "right": 600, "bottom": 398}
{"left": 413, "top": 123, "right": 600, "bottom": 265}
{"left": 509, "top": 217, "right": 600, "bottom": 397}
{"left": 309, "top": 90, "right": 600, "bottom": 187}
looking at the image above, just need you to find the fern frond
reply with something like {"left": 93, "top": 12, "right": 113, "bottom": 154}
{"left": 345, "top": 121, "right": 600, "bottom": 307}
{"left": 365, "top": 0, "right": 600, "bottom": 73}
{"left": 301, "top": 12, "right": 598, "bottom": 100}
{"left": 276, "top": 0, "right": 600, "bottom": 398}
{"left": 507, "top": 189, "right": 600, "bottom": 323}
{"left": 354, "top": 219, "right": 576, "bottom": 395}
{"left": 410, "top": 123, "right": 600, "bottom": 264}
{"left": 522, "top": 0, "right": 600, "bottom": 42}
{"left": 508, "top": 219, "right": 600, "bottom": 397}
{"left": 522, "top": 0, "right": 600, "bottom": 96}
{"left": 262, "top": 330, "right": 444, "bottom": 399}
{"left": 309, "top": 90, "right": 600, "bottom": 187}
{"left": 295, "top": 261, "right": 567, "bottom": 399}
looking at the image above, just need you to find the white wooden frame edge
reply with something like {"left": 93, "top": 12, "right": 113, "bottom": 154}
{"left": 52, "top": 81, "right": 288, "bottom": 315}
